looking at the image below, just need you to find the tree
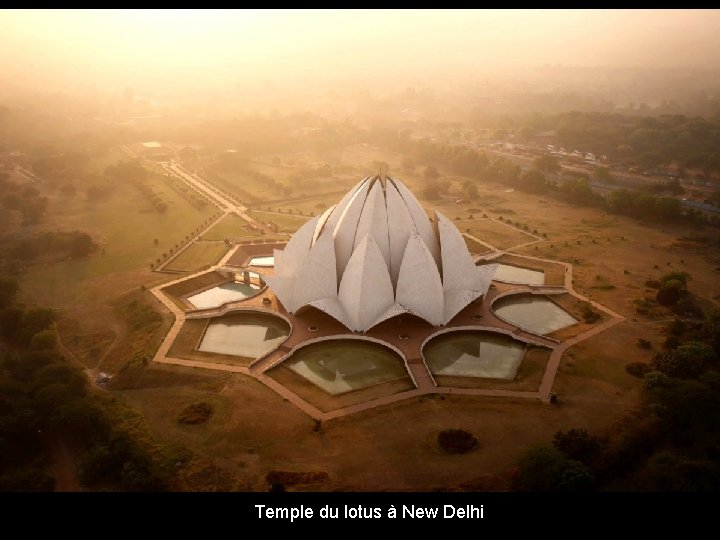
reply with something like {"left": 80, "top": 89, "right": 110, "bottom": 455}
{"left": 645, "top": 371, "right": 720, "bottom": 438}
{"left": 656, "top": 279, "right": 686, "bottom": 306}
{"left": 521, "top": 168, "right": 550, "bottom": 193}
{"left": 594, "top": 167, "right": 616, "bottom": 184}
{"left": 437, "top": 429, "right": 478, "bottom": 454}
{"left": 22, "top": 308, "right": 55, "bottom": 334}
{"left": 647, "top": 453, "right": 720, "bottom": 491}
{"left": 651, "top": 341, "right": 717, "bottom": 379}
{"left": 517, "top": 125, "right": 537, "bottom": 141}
{"left": 660, "top": 271, "right": 690, "bottom": 286}
{"left": 514, "top": 445, "right": 594, "bottom": 492}
{"left": 533, "top": 154, "right": 560, "bottom": 174}
{"left": 655, "top": 197, "right": 681, "bottom": 222}
{"left": 553, "top": 429, "right": 604, "bottom": 464}
{"left": 70, "top": 233, "right": 96, "bottom": 258}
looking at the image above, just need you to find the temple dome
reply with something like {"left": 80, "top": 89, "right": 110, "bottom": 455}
{"left": 265, "top": 176, "right": 497, "bottom": 332}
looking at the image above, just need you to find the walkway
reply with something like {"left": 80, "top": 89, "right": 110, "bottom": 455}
{"left": 145, "top": 173, "right": 626, "bottom": 421}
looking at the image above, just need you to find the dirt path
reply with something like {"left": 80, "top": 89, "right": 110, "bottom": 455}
{"left": 95, "top": 320, "right": 126, "bottom": 371}
{"left": 47, "top": 435, "right": 82, "bottom": 492}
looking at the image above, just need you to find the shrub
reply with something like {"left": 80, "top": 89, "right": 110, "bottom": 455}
{"left": 553, "top": 428, "right": 605, "bottom": 465}
{"left": 178, "top": 402, "right": 214, "bottom": 425}
{"left": 626, "top": 362, "right": 652, "bottom": 378}
{"left": 671, "top": 297, "right": 704, "bottom": 318}
{"left": 665, "top": 318, "right": 687, "bottom": 336}
{"left": 513, "top": 445, "right": 594, "bottom": 491}
{"left": 438, "top": 429, "right": 478, "bottom": 454}
{"left": 581, "top": 302, "right": 601, "bottom": 323}
{"left": 651, "top": 341, "right": 717, "bottom": 379}
{"left": 656, "top": 279, "right": 685, "bottom": 306}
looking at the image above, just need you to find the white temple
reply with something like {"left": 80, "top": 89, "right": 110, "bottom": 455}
{"left": 265, "top": 176, "right": 497, "bottom": 332}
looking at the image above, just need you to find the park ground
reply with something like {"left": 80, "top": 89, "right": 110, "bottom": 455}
{"left": 16, "top": 143, "right": 720, "bottom": 490}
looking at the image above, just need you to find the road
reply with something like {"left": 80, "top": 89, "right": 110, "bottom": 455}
{"left": 160, "top": 162, "right": 264, "bottom": 229}
{"left": 13, "top": 166, "right": 41, "bottom": 183}
{"left": 120, "top": 143, "right": 266, "bottom": 229}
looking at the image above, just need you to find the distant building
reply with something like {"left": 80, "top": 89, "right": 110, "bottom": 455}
{"left": 133, "top": 141, "right": 171, "bottom": 161}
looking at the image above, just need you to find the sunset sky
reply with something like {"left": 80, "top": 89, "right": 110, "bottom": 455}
{"left": 2, "top": 9, "right": 719, "bottom": 96}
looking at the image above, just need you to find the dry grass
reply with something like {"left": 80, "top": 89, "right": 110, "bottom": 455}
{"left": 200, "top": 214, "right": 257, "bottom": 241}
{"left": 18, "top": 144, "right": 720, "bottom": 491}
{"left": 456, "top": 218, "right": 536, "bottom": 250}
{"left": 248, "top": 210, "right": 309, "bottom": 233}
{"left": 164, "top": 241, "right": 229, "bottom": 272}
{"left": 161, "top": 271, "right": 226, "bottom": 299}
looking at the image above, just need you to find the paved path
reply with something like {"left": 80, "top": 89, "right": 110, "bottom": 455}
{"left": 155, "top": 211, "right": 226, "bottom": 272}
{"left": 154, "top": 161, "right": 285, "bottom": 272}
{"left": 161, "top": 162, "right": 263, "bottom": 229}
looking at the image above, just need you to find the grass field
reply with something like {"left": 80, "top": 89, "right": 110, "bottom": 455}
{"left": 248, "top": 210, "right": 309, "bottom": 233}
{"left": 205, "top": 167, "right": 284, "bottom": 201}
{"left": 200, "top": 214, "right": 256, "bottom": 241}
{"left": 17, "top": 142, "right": 720, "bottom": 491}
{"left": 164, "top": 241, "right": 229, "bottom": 272}
{"left": 456, "top": 218, "right": 536, "bottom": 250}
{"left": 21, "top": 176, "right": 216, "bottom": 305}
{"left": 265, "top": 190, "right": 346, "bottom": 216}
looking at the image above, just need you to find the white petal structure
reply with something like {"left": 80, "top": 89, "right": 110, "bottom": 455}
{"left": 266, "top": 176, "right": 497, "bottom": 332}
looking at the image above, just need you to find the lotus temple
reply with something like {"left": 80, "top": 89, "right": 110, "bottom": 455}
{"left": 151, "top": 175, "right": 623, "bottom": 420}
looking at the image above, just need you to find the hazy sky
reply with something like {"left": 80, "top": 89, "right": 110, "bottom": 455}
{"left": 1, "top": 9, "right": 720, "bottom": 97}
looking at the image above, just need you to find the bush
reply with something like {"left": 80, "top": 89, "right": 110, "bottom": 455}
{"left": 671, "top": 297, "right": 704, "bottom": 318}
{"left": 666, "top": 318, "right": 687, "bottom": 336}
{"left": 645, "top": 279, "right": 661, "bottom": 289}
{"left": 553, "top": 429, "right": 604, "bottom": 465}
{"left": 514, "top": 445, "right": 594, "bottom": 492}
{"left": 581, "top": 302, "right": 601, "bottom": 323}
{"left": 178, "top": 402, "right": 214, "bottom": 425}
{"left": 657, "top": 279, "right": 685, "bottom": 306}
{"left": 438, "top": 429, "right": 478, "bottom": 454}
{"left": 651, "top": 341, "right": 717, "bottom": 379}
{"left": 626, "top": 362, "right": 652, "bottom": 378}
